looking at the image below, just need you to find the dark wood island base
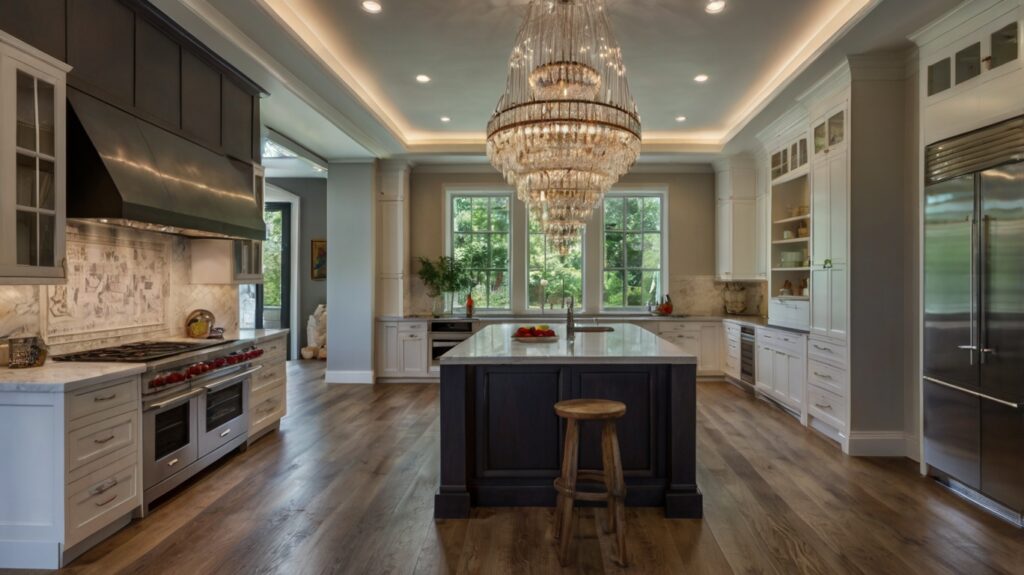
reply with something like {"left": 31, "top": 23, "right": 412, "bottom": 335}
{"left": 435, "top": 361, "right": 701, "bottom": 519}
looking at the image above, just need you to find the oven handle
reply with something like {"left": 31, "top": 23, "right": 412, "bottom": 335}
{"left": 204, "top": 365, "right": 262, "bottom": 392}
{"left": 145, "top": 388, "right": 204, "bottom": 412}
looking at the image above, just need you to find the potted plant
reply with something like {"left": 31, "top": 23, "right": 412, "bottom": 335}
{"left": 417, "top": 256, "right": 475, "bottom": 317}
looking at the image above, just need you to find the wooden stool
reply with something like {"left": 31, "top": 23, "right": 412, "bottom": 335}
{"left": 552, "top": 399, "right": 627, "bottom": 567}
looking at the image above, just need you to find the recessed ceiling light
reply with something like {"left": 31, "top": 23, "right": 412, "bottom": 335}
{"left": 694, "top": 74, "right": 709, "bottom": 83}
{"left": 440, "top": 116, "right": 451, "bottom": 123}
{"left": 416, "top": 74, "right": 431, "bottom": 84}
{"left": 705, "top": 1, "right": 726, "bottom": 14}
{"left": 675, "top": 116, "right": 687, "bottom": 123}
{"left": 361, "top": 1, "right": 382, "bottom": 14}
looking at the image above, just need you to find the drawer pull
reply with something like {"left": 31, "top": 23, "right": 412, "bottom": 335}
{"left": 258, "top": 404, "right": 277, "bottom": 414}
{"left": 814, "top": 372, "right": 833, "bottom": 380}
{"left": 94, "top": 493, "right": 118, "bottom": 507}
{"left": 814, "top": 402, "right": 833, "bottom": 410}
{"left": 813, "top": 344, "right": 834, "bottom": 352}
{"left": 220, "top": 428, "right": 232, "bottom": 437}
{"left": 167, "top": 458, "right": 180, "bottom": 467}
{"left": 93, "top": 393, "right": 117, "bottom": 402}
{"left": 93, "top": 434, "right": 116, "bottom": 445}
{"left": 91, "top": 478, "right": 118, "bottom": 496}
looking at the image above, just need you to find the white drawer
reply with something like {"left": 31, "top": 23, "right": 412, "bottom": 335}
{"left": 399, "top": 322, "right": 428, "bottom": 333}
{"left": 808, "top": 337, "right": 848, "bottom": 368}
{"left": 808, "top": 359, "right": 846, "bottom": 397}
{"left": 251, "top": 383, "right": 287, "bottom": 432}
{"left": 67, "top": 410, "right": 139, "bottom": 474}
{"left": 724, "top": 323, "right": 741, "bottom": 338}
{"left": 261, "top": 336, "right": 287, "bottom": 361}
{"left": 808, "top": 384, "right": 846, "bottom": 431}
{"left": 253, "top": 361, "right": 286, "bottom": 393}
{"left": 66, "top": 454, "right": 139, "bottom": 548}
{"left": 758, "top": 328, "right": 806, "bottom": 358}
{"left": 67, "top": 377, "right": 138, "bottom": 424}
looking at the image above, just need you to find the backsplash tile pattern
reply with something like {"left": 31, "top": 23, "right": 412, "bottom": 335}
{"left": 0, "top": 222, "right": 238, "bottom": 355}
{"left": 668, "top": 276, "right": 767, "bottom": 317}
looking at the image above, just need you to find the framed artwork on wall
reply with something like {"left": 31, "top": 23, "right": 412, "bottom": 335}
{"left": 311, "top": 240, "right": 327, "bottom": 281}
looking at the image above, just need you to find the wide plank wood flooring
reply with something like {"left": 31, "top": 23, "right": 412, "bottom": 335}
{"left": 11, "top": 361, "right": 1022, "bottom": 575}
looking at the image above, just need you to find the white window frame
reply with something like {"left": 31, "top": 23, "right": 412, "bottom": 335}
{"left": 443, "top": 186, "right": 517, "bottom": 312}
{"left": 442, "top": 186, "right": 668, "bottom": 315}
{"left": 595, "top": 188, "right": 670, "bottom": 313}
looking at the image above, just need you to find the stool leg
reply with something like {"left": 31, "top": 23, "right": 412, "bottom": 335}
{"left": 600, "top": 421, "right": 617, "bottom": 535}
{"left": 556, "top": 418, "right": 579, "bottom": 566}
{"left": 604, "top": 421, "right": 627, "bottom": 567}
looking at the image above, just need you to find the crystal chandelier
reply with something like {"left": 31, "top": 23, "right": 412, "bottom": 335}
{"left": 487, "top": 0, "right": 641, "bottom": 254}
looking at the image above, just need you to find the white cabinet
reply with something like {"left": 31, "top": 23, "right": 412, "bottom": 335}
{"left": 0, "top": 374, "right": 143, "bottom": 569}
{"left": 715, "top": 159, "right": 762, "bottom": 281}
{"left": 0, "top": 33, "right": 70, "bottom": 284}
{"left": 658, "top": 322, "right": 721, "bottom": 376}
{"left": 249, "top": 333, "right": 288, "bottom": 443}
{"left": 755, "top": 328, "right": 806, "bottom": 416}
{"left": 812, "top": 107, "right": 846, "bottom": 159}
{"left": 376, "top": 321, "right": 431, "bottom": 379}
{"left": 809, "top": 127, "right": 849, "bottom": 342}
{"left": 722, "top": 323, "right": 742, "bottom": 380}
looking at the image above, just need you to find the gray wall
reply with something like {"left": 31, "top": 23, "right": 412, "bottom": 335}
{"left": 326, "top": 162, "right": 377, "bottom": 382}
{"left": 268, "top": 177, "right": 328, "bottom": 349}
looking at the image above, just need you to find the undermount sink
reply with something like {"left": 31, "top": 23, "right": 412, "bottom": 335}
{"left": 572, "top": 325, "right": 615, "bottom": 333}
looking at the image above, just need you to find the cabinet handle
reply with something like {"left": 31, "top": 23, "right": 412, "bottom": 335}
{"left": 814, "top": 402, "right": 833, "bottom": 410}
{"left": 91, "top": 478, "right": 118, "bottom": 496}
{"left": 94, "top": 493, "right": 118, "bottom": 507}
{"left": 220, "top": 428, "right": 232, "bottom": 437}
{"left": 167, "top": 458, "right": 180, "bottom": 467}
{"left": 814, "top": 372, "right": 833, "bottom": 380}
{"left": 93, "top": 393, "right": 117, "bottom": 402}
{"left": 813, "top": 344, "right": 833, "bottom": 352}
{"left": 93, "top": 434, "right": 116, "bottom": 444}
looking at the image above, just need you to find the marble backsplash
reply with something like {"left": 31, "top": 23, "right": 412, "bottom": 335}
{"left": 0, "top": 222, "right": 239, "bottom": 355}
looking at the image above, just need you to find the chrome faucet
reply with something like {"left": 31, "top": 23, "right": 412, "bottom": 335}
{"left": 565, "top": 295, "right": 575, "bottom": 341}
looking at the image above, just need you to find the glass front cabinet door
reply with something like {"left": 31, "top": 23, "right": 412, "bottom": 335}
{"left": 0, "top": 35, "right": 69, "bottom": 282}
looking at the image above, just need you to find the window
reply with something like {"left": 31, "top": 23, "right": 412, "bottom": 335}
{"left": 450, "top": 194, "right": 511, "bottom": 310}
{"left": 603, "top": 195, "right": 664, "bottom": 309}
{"left": 528, "top": 213, "right": 583, "bottom": 310}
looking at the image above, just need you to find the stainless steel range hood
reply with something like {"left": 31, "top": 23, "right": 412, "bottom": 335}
{"left": 67, "top": 89, "right": 266, "bottom": 241}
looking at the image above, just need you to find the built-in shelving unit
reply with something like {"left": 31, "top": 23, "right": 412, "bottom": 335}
{"left": 769, "top": 176, "right": 811, "bottom": 302}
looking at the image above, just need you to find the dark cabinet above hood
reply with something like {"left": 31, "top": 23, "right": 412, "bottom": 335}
{"left": 67, "top": 89, "right": 266, "bottom": 241}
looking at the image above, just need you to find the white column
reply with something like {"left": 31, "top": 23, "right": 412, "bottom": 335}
{"left": 376, "top": 160, "right": 412, "bottom": 318}
{"left": 326, "top": 161, "right": 377, "bottom": 384}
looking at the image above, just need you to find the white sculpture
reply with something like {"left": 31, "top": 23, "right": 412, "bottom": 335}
{"left": 302, "top": 304, "right": 327, "bottom": 360}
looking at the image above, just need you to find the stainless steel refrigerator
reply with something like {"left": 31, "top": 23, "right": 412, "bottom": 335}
{"left": 923, "top": 115, "right": 1024, "bottom": 525}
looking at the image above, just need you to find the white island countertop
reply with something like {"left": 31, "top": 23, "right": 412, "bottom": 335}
{"left": 441, "top": 322, "right": 697, "bottom": 366}
{"left": 0, "top": 362, "right": 146, "bottom": 393}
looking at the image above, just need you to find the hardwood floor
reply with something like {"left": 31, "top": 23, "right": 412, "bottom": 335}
{"left": 13, "top": 361, "right": 1022, "bottom": 575}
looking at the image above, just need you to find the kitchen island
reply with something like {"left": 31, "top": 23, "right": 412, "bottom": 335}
{"left": 435, "top": 323, "right": 701, "bottom": 519}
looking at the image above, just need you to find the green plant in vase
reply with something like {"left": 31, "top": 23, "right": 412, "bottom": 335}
{"left": 417, "top": 256, "right": 476, "bottom": 317}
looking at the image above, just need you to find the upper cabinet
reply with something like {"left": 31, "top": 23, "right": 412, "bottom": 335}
{"left": 812, "top": 108, "right": 845, "bottom": 159}
{"left": 913, "top": 1, "right": 1023, "bottom": 144}
{"left": 770, "top": 134, "right": 809, "bottom": 182}
{"left": 0, "top": 32, "right": 69, "bottom": 283}
{"left": 714, "top": 158, "right": 763, "bottom": 282}
{"left": 0, "top": 0, "right": 265, "bottom": 164}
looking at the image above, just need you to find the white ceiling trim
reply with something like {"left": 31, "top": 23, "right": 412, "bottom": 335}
{"left": 191, "top": 0, "right": 889, "bottom": 158}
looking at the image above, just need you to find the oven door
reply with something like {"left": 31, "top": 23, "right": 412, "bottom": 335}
{"left": 143, "top": 388, "right": 202, "bottom": 489}
{"left": 197, "top": 367, "right": 256, "bottom": 457}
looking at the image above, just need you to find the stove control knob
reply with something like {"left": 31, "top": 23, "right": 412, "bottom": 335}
{"left": 151, "top": 375, "right": 165, "bottom": 387}
{"left": 214, "top": 357, "right": 227, "bottom": 368}
{"left": 167, "top": 372, "right": 184, "bottom": 384}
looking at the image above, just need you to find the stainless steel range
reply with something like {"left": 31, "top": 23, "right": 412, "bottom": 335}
{"left": 54, "top": 339, "right": 265, "bottom": 511}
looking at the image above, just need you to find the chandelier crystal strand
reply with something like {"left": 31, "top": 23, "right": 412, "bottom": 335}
{"left": 487, "top": 0, "right": 641, "bottom": 254}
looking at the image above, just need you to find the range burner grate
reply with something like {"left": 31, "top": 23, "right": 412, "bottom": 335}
{"left": 53, "top": 340, "right": 228, "bottom": 363}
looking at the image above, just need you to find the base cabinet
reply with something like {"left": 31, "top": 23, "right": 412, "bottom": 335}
{"left": 376, "top": 321, "right": 431, "bottom": 380}
{"left": 755, "top": 328, "right": 806, "bottom": 416}
{"left": 249, "top": 333, "right": 288, "bottom": 442}
{"left": 657, "top": 322, "right": 722, "bottom": 376}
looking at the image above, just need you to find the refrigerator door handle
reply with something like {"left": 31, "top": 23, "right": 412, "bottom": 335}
{"left": 967, "top": 214, "right": 977, "bottom": 366}
{"left": 924, "top": 376, "right": 1020, "bottom": 409}
{"left": 979, "top": 215, "right": 996, "bottom": 364}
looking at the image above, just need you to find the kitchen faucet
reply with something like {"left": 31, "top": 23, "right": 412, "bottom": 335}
{"left": 565, "top": 295, "right": 575, "bottom": 341}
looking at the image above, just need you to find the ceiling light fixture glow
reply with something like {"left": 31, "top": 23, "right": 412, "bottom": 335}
{"left": 361, "top": 1, "right": 382, "bottom": 14}
{"left": 440, "top": 116, "right": 451, "bottom": 123}
{"left": 694, "top": 74, "right": 709, "bottom": 83}
{"left": 415, "top": 74, "right": 431, "bottom": 84}
{"left": 705, "top": 1, "right": 725, "bottom": 14}
{"left": 675, "top": 116, "right": 687, "bottom": 123}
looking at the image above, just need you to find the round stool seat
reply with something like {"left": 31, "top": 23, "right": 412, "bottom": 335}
{"left": 554, "top": 399, "right": 626, "bottom": 420}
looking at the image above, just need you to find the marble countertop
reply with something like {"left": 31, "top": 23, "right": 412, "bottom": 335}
{"left": 0, "top": 329, "right": 289, "bottom": 394}
{"left": 380, "top": 314, "right": 765, "bottom": 324}
{"left": 440, "top": 322, "right": 697, "bottom": 366}
{"left": 0, "top": 363, "right": 146, "bottom": 393}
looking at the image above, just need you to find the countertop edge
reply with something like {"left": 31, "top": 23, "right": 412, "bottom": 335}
{"left": 0, "top": 364, "right": 146, "bottom": 393}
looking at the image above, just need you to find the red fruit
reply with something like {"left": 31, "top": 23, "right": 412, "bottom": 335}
{"left": 516, "top": 327, "right": 529, "bottom": 337}
{"left": 529, "top": 326, "right": 537, "bottom": 335}
{"left": 544, "top": 329, "right": 556, "bottom": 337}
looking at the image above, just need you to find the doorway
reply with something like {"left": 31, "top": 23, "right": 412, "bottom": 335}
{"left": 257, "top": 202, "right": 292, "bottom": 359}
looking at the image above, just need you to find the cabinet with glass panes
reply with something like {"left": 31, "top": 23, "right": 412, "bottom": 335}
{"left": 770, "top": 133, "right": 809, "bottom": 182}
{"left": 0, "top": 32, "right": 70, "bottom": 283}
{"left": 926, "top": 17, "right": 1019, "bottom": 98}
